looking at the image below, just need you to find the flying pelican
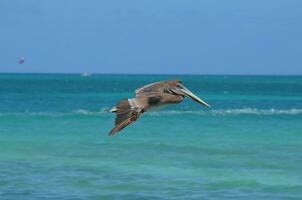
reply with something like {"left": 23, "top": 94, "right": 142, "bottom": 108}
{"left": 109, "top": 80, "right": 210, "bottom": 135}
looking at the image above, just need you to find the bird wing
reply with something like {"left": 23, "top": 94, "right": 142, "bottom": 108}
{"left": 109, "top": 99, "right": 144, "bottom": 136}
{"left": 135, "top": 80, "right": 181, "bottom": 97}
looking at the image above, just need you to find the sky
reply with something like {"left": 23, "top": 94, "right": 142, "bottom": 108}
{"left": 0, "top": 0, "right": 302, "bottom": 75}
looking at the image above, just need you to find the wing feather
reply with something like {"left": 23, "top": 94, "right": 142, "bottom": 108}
{"left": 109, "top": 99, "right": 143, "bottom": 136}
{"left": 135, "top": 80, "right": 181, "bottom": 97}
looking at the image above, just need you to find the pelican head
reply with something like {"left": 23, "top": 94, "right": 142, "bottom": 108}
{"left": 170, "top": 83, "right": 210, "bottom": 108}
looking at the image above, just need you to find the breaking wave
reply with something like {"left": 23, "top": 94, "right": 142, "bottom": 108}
{"left": 212, "top": 108, "right": 302, "bottom": 115}
{"left": 0, "top": 108, "right": 302, "bottom": 117}
{"left": 148, "top": 108, "right": 302, "bottom": 116}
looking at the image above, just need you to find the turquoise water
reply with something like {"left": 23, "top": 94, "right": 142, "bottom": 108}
{"left": 0, "top": 74, "right": 301, "bottom": 199}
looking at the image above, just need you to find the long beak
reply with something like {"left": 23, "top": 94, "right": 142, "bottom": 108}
{"left": 179, "top": 87, "right": 211, "bottom": 108}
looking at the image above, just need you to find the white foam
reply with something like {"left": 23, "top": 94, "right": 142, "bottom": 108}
{"left": 0, "top": 108, "right": 301, "bottom": 117}
{"left": 147, "top": 108, "right": 302, "bottom": 116}
{"left": 211, "top": 108, "right": 302, "bottom": 115}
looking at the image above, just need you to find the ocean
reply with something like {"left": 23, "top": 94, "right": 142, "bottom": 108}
{"left": 0, "top": 74, "right": 301, "bottom": 199}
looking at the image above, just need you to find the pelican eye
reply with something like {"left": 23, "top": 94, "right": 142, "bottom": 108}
{"left": 176, "top": 84, "right": 183, "bottom": 89}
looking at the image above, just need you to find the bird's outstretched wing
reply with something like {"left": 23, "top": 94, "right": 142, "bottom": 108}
{"left": 135, "top": 80, "right": 181, "bottom": 97}
{"left": 109, "top": 99, "right": 143, "bottom": 136}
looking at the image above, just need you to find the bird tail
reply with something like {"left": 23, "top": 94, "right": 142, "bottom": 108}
{"left": 109, "top": 99, "right": 130, "bottom": 113}
{"left": 110, "top": 106, "right": 118, "bottom": 112}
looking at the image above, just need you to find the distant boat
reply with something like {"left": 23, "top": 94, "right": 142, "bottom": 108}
{"left": 81, "top": 72, "right": 92, "bottom": 77}
{"left": 19, "top": 56, "right": 25, "bottom": 64}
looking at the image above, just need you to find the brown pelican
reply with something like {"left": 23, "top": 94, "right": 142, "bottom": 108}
{"left": 109, "top": 80, "right": 210, "bottom": 135}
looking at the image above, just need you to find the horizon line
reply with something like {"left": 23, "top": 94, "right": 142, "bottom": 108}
{"left": 0, "top": 72, "right": 302, "bottom": 76}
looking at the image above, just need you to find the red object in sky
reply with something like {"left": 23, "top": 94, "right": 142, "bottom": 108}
{"left": 19, "top": 57, "right": 25, "bottom": 64}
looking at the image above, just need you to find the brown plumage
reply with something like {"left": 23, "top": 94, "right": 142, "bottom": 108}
{"left": 109, "top": 80, "right": 210, "bottom": 136}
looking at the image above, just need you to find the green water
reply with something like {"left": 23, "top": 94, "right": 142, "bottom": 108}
{"left": 0, "top": 74, "right": 301, "bottom": 199}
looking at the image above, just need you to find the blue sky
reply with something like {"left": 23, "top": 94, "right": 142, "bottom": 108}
{"left": 1, "top": 0, "right": 302, "bottom": 74}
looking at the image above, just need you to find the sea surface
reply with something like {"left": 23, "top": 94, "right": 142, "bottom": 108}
{"left": 0, "top": 74, "right": 301, "bottom": 200}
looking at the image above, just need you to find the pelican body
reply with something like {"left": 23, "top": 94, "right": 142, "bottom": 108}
{"left": 109, "top": 80, "right": 210, "bottom": 135}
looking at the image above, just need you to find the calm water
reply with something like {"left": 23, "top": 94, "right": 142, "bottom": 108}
{"left": 0, "top": 74, "right": 301, "bottom": 200}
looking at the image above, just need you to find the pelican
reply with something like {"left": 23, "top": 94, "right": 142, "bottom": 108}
{"left": 109, "top": 80, "right": 210, "bottom": 135}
